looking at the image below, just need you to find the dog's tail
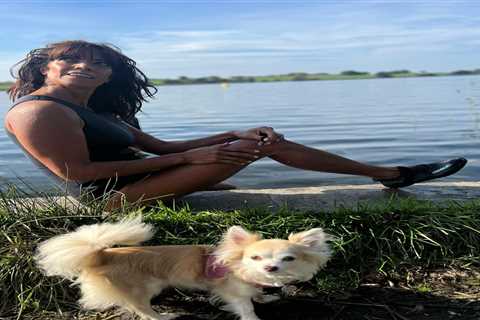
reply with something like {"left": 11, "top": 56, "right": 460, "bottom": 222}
{"left": 35, "top": 216, "right": 154, "bottom": 280}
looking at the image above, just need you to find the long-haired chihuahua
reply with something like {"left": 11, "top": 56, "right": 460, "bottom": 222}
{"left": 35, "top": 217, "right": 332, "bottom": 320}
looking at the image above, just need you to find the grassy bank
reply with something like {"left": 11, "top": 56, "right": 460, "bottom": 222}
{"left": 0, "top": 82, "right": 11, "bottom": 91}
{"left": 1, "top": 186, "right": 479, "bottom": 319}
{"left": 147, "top": 70, "right": 477, "bottom": 86}
{"left": 2, "top": 69, "right": 479, "bottom": 91}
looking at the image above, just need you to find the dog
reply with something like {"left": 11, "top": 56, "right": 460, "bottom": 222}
{"left": 35, "top": 217, "right": 332, "bottom": 320}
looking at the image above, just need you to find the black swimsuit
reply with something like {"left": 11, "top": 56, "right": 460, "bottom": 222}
{"left": 7, "top": 95, "right": 149, "bottom": 198}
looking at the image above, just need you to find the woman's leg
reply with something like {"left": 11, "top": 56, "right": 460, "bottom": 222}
{"left": 265, "top": 139, "right": 399, "bottom": 179}
{"left": 105, "top": 161, "right": 246, "bottom": 210}
{"left": 105, "top": 139, "right": 399, "bottom": 210}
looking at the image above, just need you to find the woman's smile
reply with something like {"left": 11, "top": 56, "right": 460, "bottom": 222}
{"left": 65, "top": 72, "right": 95, "bottom": 79}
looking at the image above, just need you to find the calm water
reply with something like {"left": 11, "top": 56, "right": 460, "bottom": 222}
{"left": 1, "top": 76, "right": 479, "bottom": 192}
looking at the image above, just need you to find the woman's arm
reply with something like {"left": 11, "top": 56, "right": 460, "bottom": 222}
{"left": 5, "top": 102, "right": 186, "bottom": 181}
{"left": 126, "top": 123, "right": 239, "bottom": 155}
{"left": 126, "top": 121, "right": 284, "bottom": 155}
{"left": 5, "top": 101, "right": 258, "bottom": 182}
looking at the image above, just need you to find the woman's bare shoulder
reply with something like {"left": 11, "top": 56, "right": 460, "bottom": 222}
{"left": 5, "top": 99, "right": 84, "bottom": 134}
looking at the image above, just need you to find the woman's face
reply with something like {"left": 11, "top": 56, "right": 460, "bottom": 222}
{"left": 41, "top": 50, "right": 112, "bottom": 89}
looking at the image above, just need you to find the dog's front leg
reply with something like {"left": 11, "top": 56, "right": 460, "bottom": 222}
{"left": 219, "top": 295, "right": 260, "bottom": 320}
{"left": 253, "top": 293, "right": 280, "bottom": 304}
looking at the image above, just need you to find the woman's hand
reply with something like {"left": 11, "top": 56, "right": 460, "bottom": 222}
{"left": 182, "top": 143, "right": 260, "bottom": 165}
{"left": 233, "top": 127, "right": 284, "bottom": 146}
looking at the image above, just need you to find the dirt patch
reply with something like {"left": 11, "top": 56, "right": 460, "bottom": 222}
{"left": 143, "top": 267, "right": 480, "bottom": 320}
{"left": 144, "top": 287, "right": 478, "bottom": 320}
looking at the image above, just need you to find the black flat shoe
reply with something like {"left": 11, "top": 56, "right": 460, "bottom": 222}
{"left": 374, "top": 157, "right": 468, "bottom": 189}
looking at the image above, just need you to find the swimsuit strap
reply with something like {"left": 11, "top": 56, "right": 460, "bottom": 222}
{"left": 10, "top": 95, "right": 86, "bottom": 112}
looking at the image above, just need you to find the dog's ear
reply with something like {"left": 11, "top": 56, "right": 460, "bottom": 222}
{"left": 214, "top": 226, "right": 261, "bottom": 265}
{"left": 288, "top": 228, "right": 329, "bottom": 248}
{"left": 225, "top": 226, "right": 261, "bottom": 246}
{"left": 288, "top": 228, "right": 333, "bottom": 266}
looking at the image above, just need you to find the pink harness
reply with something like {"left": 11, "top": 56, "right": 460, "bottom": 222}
{"left": 204, "top": 255, "right": 276, "bottom": 288}
{"left": 204, "top": 254, "right": 230, "bottom": 279}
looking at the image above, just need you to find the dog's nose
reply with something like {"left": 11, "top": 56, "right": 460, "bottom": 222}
{"left": 264, "top": 265, "right": 279, "bottom": 272}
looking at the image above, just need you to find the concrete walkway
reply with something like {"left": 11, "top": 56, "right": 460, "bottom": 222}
{"left": 180, "top": 181, "right": 480, "bottom": 211}
{"left": 21, "top": 181, "right": 480, "bottom": 212}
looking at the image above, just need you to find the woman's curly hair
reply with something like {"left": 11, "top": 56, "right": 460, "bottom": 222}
{"left": 8, "top": 40, "right": 157, "bottom": 123}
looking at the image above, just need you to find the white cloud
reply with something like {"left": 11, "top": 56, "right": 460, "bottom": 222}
{"left": 109, "top": 18, "right": 480, "bottom": 76}
{"left": 1, "top": 2, "right": 479, "bottom": 80}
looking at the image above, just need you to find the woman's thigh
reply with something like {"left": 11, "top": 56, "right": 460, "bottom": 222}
{"left": 108, "top": 139, "right": 272, "bottom": 207}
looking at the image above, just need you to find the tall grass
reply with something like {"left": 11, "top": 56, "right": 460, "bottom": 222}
{"left": 1, "top": 185, "right": 479, "bottom": 319}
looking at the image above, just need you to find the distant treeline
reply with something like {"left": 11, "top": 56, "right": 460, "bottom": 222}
{"left": 151, "top": 69, "right": 480, "bottom": 86}
{"left": 1, "top": 69, "right": 480, "bottom": 90}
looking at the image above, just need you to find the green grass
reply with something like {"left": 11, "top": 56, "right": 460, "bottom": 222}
{"left": 0, "top": 82, "right": 11, "bottom": 91}
{"left": 1, "top": 185, "right": 479, "bottom": 319}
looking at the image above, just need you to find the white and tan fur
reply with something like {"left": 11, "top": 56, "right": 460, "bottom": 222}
{"left": 35, "top": 217, "right": 332, "bottom": 320}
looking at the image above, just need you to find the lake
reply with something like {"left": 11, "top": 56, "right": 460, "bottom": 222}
{"left": 1, "top": 76, "right": 479, "bottom": 192}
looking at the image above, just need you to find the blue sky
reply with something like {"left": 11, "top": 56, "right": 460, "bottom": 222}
{"left": 0, "top": 0, "right": 479, "bottom": 81}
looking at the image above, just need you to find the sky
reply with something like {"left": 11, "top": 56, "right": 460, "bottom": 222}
{"left": 0, "top": 0, "right": 479, "bottom": 81}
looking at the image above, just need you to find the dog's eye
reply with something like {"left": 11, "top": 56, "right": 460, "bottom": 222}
{"left": 282, "top": 256, "right": 296, "bottom": 262}
{"left": 251, "top": 255, "right": 262, "bottom": 261}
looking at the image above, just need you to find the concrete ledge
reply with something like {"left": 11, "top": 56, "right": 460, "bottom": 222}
{"left": 181, "top": 181, "right": 480, "bottom": 211}
{"left": 14, "top": 181, "right": 480, "bottom": 212}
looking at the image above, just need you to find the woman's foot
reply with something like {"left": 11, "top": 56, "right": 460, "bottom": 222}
{"left": 374, "top": 158, "right": 468, "bottom": 189}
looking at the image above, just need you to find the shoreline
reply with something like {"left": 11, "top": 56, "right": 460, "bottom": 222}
{"left": 1, "top": 70, "right": 479, "bottom": 91}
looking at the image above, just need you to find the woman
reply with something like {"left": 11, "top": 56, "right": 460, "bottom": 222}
{"left": 4, "top": 40, "right": 467, "bottom": 210}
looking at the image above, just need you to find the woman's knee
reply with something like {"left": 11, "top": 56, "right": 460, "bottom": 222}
{"left": 226, "top": 138, "right": 287, "bottom": 157}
